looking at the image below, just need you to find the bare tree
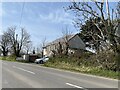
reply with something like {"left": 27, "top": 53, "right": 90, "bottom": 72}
{"left": 62, "top": 27, "right": 72, "bottom": 55}
{"left": 41, "top": 37, "right": 47, "bottom": 48}
{"left": 24, "top": 41, "right": 32, "bottom": 54}
{"left": 117, "top": 1, "right": 120, "bottom": 18}
{"left": 0, "top": 32, "right": 10, "bottom": 56}
{"left": 32, "top": 47, "right": 36, "bottom": 54}
{"left": 36, "top": 44, "right": 43, "bottom": 55}
{"left": 6, "top": 26, "right": 31, "bottom": 57}
{"left": 57, "top": 42, "right": 63, "bottom": 55}
{"left": 66, "top": 1, "right": 120, "bottom": 53}
{"left": 41, "top": 37, "right": 47, "bottom": 57}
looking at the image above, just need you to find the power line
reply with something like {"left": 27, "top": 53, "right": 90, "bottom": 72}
{"left": 19, "top": 1, "right": 25, "bottom": 28}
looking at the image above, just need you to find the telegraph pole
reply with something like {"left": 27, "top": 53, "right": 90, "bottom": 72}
{"left": 106, "top": 0, "right": 110, "bottom": 26}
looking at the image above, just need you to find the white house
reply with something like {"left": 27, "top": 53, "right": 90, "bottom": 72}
{"left": 43, "top": 34, "right": 86, "bottom": 57}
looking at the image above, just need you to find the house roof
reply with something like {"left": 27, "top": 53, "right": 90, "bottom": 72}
{"left": 45, "top": 34, "right": 76, "bottom": 47}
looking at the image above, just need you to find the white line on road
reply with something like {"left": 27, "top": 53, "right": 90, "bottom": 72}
{"left": 8, "top": 61, "right": 118, "bottom": 83}
{"left": 66, "top": 83, "right": 86, "bottom": 89}
{"left": 13, "top": 61, "right": 118, "bottom": 81}
{"left": 13, "top": 66, "right": 35, "bottom": 74}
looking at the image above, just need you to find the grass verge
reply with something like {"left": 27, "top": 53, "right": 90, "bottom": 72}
{"left": 0, "top": 55, "right": 16, "bottom": 62}
{"left": 44, "top": 56, "right": 119, "bottom": 79}
{"left": 0, "top": 56, "right": 29, "bottom": 63}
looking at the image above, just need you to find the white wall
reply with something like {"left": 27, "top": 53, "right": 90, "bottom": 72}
{"left": 43, "top": 48, "right": 47, "bottom": 56}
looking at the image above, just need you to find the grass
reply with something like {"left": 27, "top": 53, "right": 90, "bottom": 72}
{"left": 44, "top": 56, "right": 119, "bottom": 79}
{"left": 0, "top": 56, "right": 29, "bottom": 63}
{"left": 0, "top": 55, "right": 16, "bottom": 61}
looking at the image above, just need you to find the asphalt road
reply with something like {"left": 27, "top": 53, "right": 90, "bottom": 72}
{"left": 1, "top": 60, "right": 119, "bottom": 89}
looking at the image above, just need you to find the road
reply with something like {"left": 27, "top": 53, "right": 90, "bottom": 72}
{"left": 1, "top": 60, "right": 119, "bottom": 90}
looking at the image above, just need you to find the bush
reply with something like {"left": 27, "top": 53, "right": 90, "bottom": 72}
{"left": 44, "top": 55, "right": 118, "bottom": 79}
{"left": 0, "top": 55, "right": 16, "bottom": 61}
{"left": 91, "top": 50, "right": 119, "bottom": 71}
{"left": 44, "top": 50, "right": 119, "bottom": 79}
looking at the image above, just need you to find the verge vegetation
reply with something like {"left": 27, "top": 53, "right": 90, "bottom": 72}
{"left": 0, "top": 55, "right": 16, "bottom": 61}
{"left": 44, "top": 51, "right": 119, "bottom": 79}
{"left": 0, "top": 55, "right": 29, "bottom": 63}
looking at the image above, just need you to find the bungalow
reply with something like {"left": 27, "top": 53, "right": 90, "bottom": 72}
{"left": 43, "top": 34, "right": 86, "bottom": 57}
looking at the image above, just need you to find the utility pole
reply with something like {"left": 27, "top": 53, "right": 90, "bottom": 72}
{"left": 106, "top": 0, "right": 110, "bottom": 26}
{"left": 112, "top": 9, "right": 114, "bottom": 21}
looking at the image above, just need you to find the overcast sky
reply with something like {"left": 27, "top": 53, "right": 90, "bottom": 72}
{"left": 1, "top": 2, "right": 118, "bottom": 47}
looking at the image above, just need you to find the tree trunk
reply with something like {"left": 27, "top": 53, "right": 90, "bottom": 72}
{"left": 1, "top": 46, "right": 8, "bottom": 56}
{"left": 16, "top": 50, "right": 20, "bottom": 57}
{"left": 2, "top": 51, "right": 7, "bottom": 56}
{"left": 65, "top": 42, "right": 69, "bottom": 56}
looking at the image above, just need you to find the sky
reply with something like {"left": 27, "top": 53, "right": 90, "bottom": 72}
{"left": 1, "top": 2, "right": 78, "bottom": 47}
{"left": 0, "top": 1, "right": 118, "bottom": 47}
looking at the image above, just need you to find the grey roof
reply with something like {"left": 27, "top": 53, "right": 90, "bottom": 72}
{"left": 46, "top": 34, "right": 75, "bottom": 47}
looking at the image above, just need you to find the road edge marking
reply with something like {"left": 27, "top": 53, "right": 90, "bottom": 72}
{"left": 6, "top": 61, "right": 118, "bottom": 81}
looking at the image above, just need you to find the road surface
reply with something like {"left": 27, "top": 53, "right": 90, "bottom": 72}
{"left": 1, "top": 60, "right": 119, "bottom": 89}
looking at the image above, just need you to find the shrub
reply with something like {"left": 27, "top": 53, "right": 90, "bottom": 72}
{"left": 0, "top": 55, "right": 16, "bottom": 61}
{"left": 46, "top": 49, "right": 119, "bottom": 72}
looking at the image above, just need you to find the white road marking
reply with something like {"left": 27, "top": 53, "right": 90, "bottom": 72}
{"left": 7, "top": 61, "right": 118, "bottom": 82}
{"left": 13, "top": 66, "right": 35, "bottom": 74}
{"left": 66, "top": 83, "right": 85, "bottom": 89}
{"left": 12, "top": 62, "right": 118, "bottom": 81}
